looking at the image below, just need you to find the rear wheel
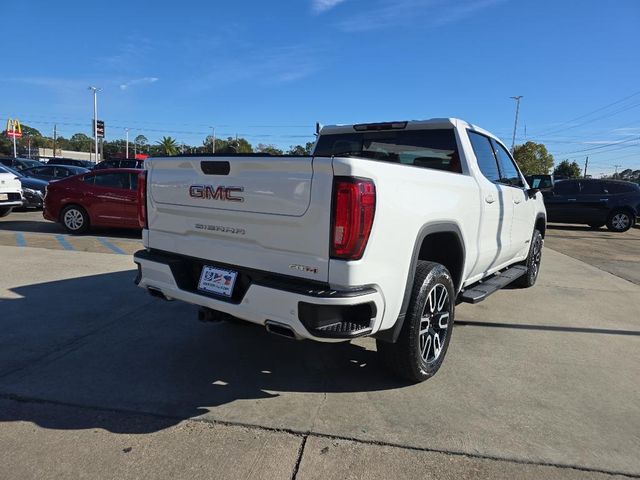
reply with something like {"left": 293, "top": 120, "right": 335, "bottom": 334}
{"left": 0, "top": 207, "right": 12, "bottom": 218}
{"left": 61, "top": 205, "right": 89, "bottom": 234}
{"left": 377, "top": 261, "right": 455, "bottom": 383}
{"left": 606, "top": 209, "right": 633, "bottom": 233}
{"left": 514, "top": 229, "right": 543, "bottom": 288}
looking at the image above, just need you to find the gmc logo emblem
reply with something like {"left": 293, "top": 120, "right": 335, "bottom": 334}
{"left": 189, "top": 185, "right": 244, "bottom": 202}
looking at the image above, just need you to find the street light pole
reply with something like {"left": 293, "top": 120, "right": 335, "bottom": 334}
{"left": 510, "top": 95, "right": 523, "bottom": 152}
{"left": 125, "top": 128, "right": 129, "bottom": 158}
{"left": 11, "top": 123, "right": 17, "bottom": 157}
{"left": 88, "top": 86, "right": 101, "bottom": 163}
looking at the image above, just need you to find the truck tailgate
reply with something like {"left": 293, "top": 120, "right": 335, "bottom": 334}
{"left": 145, "top": 156, "right": 333, "bottom": 282}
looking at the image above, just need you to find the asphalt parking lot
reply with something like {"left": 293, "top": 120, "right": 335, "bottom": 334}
{"left": 1, "top": 212, "right": 639, "bottom": 479}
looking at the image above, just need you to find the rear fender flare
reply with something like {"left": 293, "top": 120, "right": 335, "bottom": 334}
{"left": 375, "top": 222, "right": 466, "bottom": 343}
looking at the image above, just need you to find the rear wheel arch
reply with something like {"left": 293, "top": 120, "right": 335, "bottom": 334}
{"left": 375, "top": 222, "right": 465, "bottom": 343}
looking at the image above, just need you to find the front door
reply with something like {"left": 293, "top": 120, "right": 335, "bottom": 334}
{"left": 491, "top": 139, "right": 535, "bottom": 259}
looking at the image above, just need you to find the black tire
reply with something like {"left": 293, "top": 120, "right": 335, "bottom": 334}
{"left": 606, "top": 209, "right": 634, "bottom": 233}
{"left": 376, "top": 261, "right": 455, "bottom": 383}
{"left": 588, "top": 223, "right": 604, "bottom": 229}
{"left": 60, "top": 205, "right": 90, "bottom": 234}
{"left": 0, "top": 207, "right": 12, "bottom": 218}
{"left": 513, "top": 229, "right": 543, "bottom": 288}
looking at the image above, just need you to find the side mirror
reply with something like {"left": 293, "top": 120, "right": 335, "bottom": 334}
{"left": 526, "top": 187, "right": 540, "bottom": 198}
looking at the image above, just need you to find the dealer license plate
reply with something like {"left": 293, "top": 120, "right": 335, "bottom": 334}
{"left": 0, "top": 194, "right": 7, "bottom": 201}
{"left": 198, "top": 265, "right": 237, "bottom": 297}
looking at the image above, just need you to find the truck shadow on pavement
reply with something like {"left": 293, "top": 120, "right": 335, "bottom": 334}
{"left": 0, "top": 215, "right": 142, "bottom": 240}
{"left": 0, "top": 270, "right": 405, "bottom": 434}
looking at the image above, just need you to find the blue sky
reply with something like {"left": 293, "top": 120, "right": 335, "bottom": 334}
{"left": 1, "top": 0, "right": 639, "bottom": 176}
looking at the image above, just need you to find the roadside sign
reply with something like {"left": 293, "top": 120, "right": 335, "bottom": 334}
{"left": 94, "top": 120, "right": 105, "bottom": 138}
{"left": 6, "top": 118, "right": 22, "bottom": 138}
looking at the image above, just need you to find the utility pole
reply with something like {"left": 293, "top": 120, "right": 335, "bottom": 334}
{"left": 125, "top": 128, "right": 129, "bottom": 158}
{"left": 210, "top": 126, "right": 216, "bottom": 153}
{"left": 53, "top": 124, "right": 57, "bottom": 158}
{"left": 510, "top": 95, "right": 523, "bottom": 152}
{"left": 583, "top": 156, "right": 589, "bottom": 178}
{"left": 88, "top": 86, "right": 100, "bottom": 163}
{"left": 614, "top": 164, "right": 622, "bottom": 177}
{"left": 27, "top": 135, "right": 31, "bottom": 159}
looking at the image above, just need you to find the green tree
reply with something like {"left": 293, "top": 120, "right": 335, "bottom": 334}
{"left": 215, "top": 137, "right": 253, "bottom": 154}
{"left": 287, "top": 141, "right": 315, "bottom": 155}
{"left": 69, "top": 133, "right": 92, "bottom": 152}
{"left": 513, "top": 141, "right": 554, "bottom": 175}
{"left": 553, "top": 159, "right": 582, "bottom": 178}
{"left": 256, "top": 143, "right": 284, "bottom": 155}
{"left": 156, "top": 136, "right": 179, "bottom": 155}
{"left": 134, "top": 134, "right": 148, "bottom": 146}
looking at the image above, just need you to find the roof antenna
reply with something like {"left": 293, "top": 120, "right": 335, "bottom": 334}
{"left": 315, "top": 122, "right": 322, "bottom": 137}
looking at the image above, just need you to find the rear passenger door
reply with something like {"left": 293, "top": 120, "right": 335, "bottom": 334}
{"left": 576, "top": 181, "right": 608, "bottom": 224}
{"left": 467, "top": 131, "right": 513, "bottom": 275}
{"left": 85, "top": 172, "right": 137, "bottom": 226}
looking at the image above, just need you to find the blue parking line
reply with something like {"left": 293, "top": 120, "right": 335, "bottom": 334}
{"left": 97, "top": 237, "right": 126, "bottom": 255}
{"left": 55, "top": 234, "right": 75, "bottom": 251}
{"left": 16, "top": 233, "right": 26, "bottom": 247}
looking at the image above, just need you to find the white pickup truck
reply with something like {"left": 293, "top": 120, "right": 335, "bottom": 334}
{"left": 0, "top": 167, "right": 23, "bottom": 217}
{"left": 134, "top": 118, "right": 546, "bottom": 382}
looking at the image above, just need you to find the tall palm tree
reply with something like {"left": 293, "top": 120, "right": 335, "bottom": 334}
{"left": 157, "top": 136, "right": 179, "bottom": 155}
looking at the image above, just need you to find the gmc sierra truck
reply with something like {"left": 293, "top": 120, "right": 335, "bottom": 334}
{"left": 134, "top": 118, "right": 546, "bottom": 382}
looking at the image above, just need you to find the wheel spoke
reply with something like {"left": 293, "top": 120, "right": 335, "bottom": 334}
{"left": 437, "top": 312, "right": 450, "bottom": 329}
{"left": 421, "top": 334, "right": 432, "bottom": 360}
{"left": 436, "top": 285, "right": 448, "bottom": 311}
{"left": 433, "top": 332, "right": 441, "bottom": 356}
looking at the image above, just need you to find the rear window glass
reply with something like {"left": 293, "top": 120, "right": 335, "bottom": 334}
{"left": 604, "top": 182, "right": 638, "bottom": 194}
{"left": 314, "top": 129, "right": 461, "bottom": 173}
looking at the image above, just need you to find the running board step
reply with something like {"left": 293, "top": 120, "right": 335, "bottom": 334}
{"left": 459, "top": 265, "right": 527, "bottom": 304}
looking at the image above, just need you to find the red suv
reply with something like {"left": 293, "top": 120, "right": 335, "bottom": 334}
{"left": 44, "top": 168, "right": 142, "bottom": 233}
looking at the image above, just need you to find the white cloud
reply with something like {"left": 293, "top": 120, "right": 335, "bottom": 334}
{"left": 337, "top": 0, "right": 506, "bottom": 32}
{"left": 119, "top": 77, "right": 159, "bottom": 90}
{"left": 313, "top": 0, "right": 348, "bottom": 13}
{"left": 187, "top": 45, "right": 322, "bottom": 92}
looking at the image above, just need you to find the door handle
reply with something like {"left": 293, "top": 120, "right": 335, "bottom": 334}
{"left": 567, "top": 198, "right": 576, "bottom": 202}
{"left": 599, "top": 198, "right": 609, "bottom": 202}
{"left": 485, "top": 194, "right": 496, "bottom": 204}
{"left": 513, "top": 198, "right": 522, "bottom": 204}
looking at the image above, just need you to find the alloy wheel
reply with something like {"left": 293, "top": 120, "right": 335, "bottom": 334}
{"left": 64, "top": 209, "right": 84, "bottom": 231}
{"left": 419, "top": 283, "right": 450, "bottom": 364}
{"left": 531, "top": 235, "right": 542, "bottom": 280}
{"left": 611, "top": 213, "right": 630, "bottom": 231}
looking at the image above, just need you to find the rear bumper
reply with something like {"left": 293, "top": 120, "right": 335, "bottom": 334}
{"left": 133, "top": 249, "right": 385, "bottom": 342}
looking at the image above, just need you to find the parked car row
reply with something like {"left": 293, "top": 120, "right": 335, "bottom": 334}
{"left": 0, "top": 155, "right": 144, "bottom": 219}
{"left": 543, "top": 178, "right": 640, "bottom": 232}
{"left": 0, "top": 165, "right": 48, "bottom": 209}
{"left": 0, "top": 156, "right": 144, "bottom": 172}
{"left": 43, "top": 169, "right": 142, "bottom": 233}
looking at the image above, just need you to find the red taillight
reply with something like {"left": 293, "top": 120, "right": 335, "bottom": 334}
{"left": 331, "top": 177, "right": 376, "bottom": 260}
{"left": 137, "top": 171, "right": 148, "bottom": 228}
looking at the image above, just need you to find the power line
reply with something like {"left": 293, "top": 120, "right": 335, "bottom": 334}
{"left": 533, "top": 89, "right": 640, "bottom": 137}
{"left": 552, "top": 136, "right": 639, "bottom": 156}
